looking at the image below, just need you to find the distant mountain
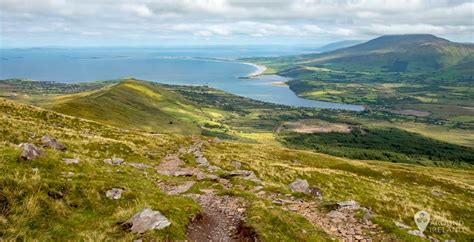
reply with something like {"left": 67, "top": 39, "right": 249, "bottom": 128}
{"left": 316, "top": 40, "right": 365, "bottom": 53}
{"left": 298, "top": 34, "right": 474, "bottom": 72}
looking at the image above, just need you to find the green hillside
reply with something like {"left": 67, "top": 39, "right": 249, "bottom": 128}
{"left": 37, "top": 79, "right": 211, "bottom": 135}
{"left": 299, "top": 34, "right": 474, "bottom": 72}
{"left": 1, "top": 95, "right": 473, "bottom": 241}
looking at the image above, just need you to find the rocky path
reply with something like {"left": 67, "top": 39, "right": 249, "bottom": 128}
{"left": 186, "top": 189, "right": 256, "bottom": 242}
{"left": 154, "top": 138, "right": 387, "bottom": 242}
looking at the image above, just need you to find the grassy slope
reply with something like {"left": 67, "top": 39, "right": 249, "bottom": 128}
{"left": 204, "top": 142, "right": 474, "bottom": 241}
{"left": 0, "top": 98, "right": 331, "bottom": 241}
{"left": 37, "top": 79, "right": 211, "bottom": 135}
{"left": 0, "top": 94, "right": 473, "bottom": 240}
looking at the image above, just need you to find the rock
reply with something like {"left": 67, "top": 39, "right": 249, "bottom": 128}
{"left": 125, "top": 208, "right": 171, "bottom": 233}
{"left": 41, "top": 135, "right": 66, "bottom": 151}
{"left": 195, "top": 155, "right": 209, "bottom": 166}
{"left": 62, "top": 158, "right": 79, "bottom": 164}
{"left": 431, "top": 190, "right": 444, "bottom": 199}
{"left": 207, "top": 165, "right": 221, "bottom": 172}
{"left": 126, "top": 163, "right": 152, "bottom": 169}
{"left": 229, "top": 170, "right": 264, "bottom": 185}
{"left": 337, "top": 200, "right": 360, "bottom": 209}
{"left": 18, "top": 143, "right": 43, "bottom": 161}
{"left": 104, "top": 157, "right": 125, "bottom": 165}
{"left": 393, "top": 220, "right": 410, "bottom": 229}
{"left": 106, "top": 188, "right": 124, "bottom": 199}
{"left": 309, "top": 186, "right": 322, "bottom": 198}
{"left": 32, "top": 168, "right": 39, "bottom": 174}
{"left": 407, "top": 230, "right": 425, "bottom": 238}
{"left": 206, "top": 174, "right": 220, "bottom": 180}
{"left": 288, "top": 179, "right": 310, "bottom": 194}
{"left": 167, "top": 181, "right": 195, "bottom": 195}
{"left": 230, "top": 161, "right": 241, "bottom": 169}
{"left": 362, "top": 209, "right": 374, "bottom": 221}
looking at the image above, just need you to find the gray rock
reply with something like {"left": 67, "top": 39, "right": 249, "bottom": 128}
{"left": 206, "top": 174, "right": 220, "bottom": 180}
{"left": 207, "top": 165, "right": 221, "bottom": 172}
{"left": 230, "top": 161, "right": 241, "bottom": 169}
{"left": 167, "top": 181, "right": 195, "bottom": 195}
{"left": 106, "top": 188, "right": 124, "bottom": 199}
{"left": 18, "top": 143, "right": 43, "bottom": 161}
{"left": 126, "top": 163, "right": 152, "bottom": 169}
{"left": 41, "top": 135, "right": 66, "bottom": 151}
{"left": 125, "top": 208, "right": 171, "bottom": 233}
{"left": 195, "top": 155, "right": 209, "bottom": 166}
{"left": 309, "top": 186, "right": 322, "bottom": 198}
{"left": 337, "top": 200, "right": 360, "bottom": 209}
{"left": 407, "top": 230, "right": 425, "bottom": 238}
{"left": 288, "top": 179, "right": 310, "bottom": 194}
{"left": 393, "top": 220, "right": 411, "bottom": 229}
{"left": 62, "top": 158, "right": 79, "bottom": 164}
{"left": 229, "top": 170, "right": 264, "bottom": 185}
{"left": 104, "top": 157, "right": 125, "bottom": 165}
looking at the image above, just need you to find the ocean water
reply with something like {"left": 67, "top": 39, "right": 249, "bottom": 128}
{"left": 0, "top": 47, "right": 363, "bottom": 111}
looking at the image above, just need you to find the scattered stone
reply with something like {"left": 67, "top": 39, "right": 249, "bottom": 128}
{"left": 288, "top": 179, "right": 310, "bottom": 194}
{"left": 18, "top": 143, "right": 43, "bottom": 161}
{"left": 230, "top": 161, "right": 241, "bottom": 169}
{"left": 407, "top": 230, "right": 425, "bottom": 238}
{"left": 195, "top": 155, "right": 209, "bottom": 166}
{"left": 157, "top": 181, "right": 195, "bottom": 195}
{"left": 206, "top": 174, "right": 219, "bottom": 180}
{"left": 62, "top": 158, "right": 79, "bottom": 164}
{"left": 41, "top": 135, "right": 66, "bottom": 151}
{"left": 106, "top": 188, "right": 124, "bottom": 200}
{"left": 104, "top": 157, "right": 125, "bottom": 165}
{"left": 229, "top": 170, "right": 264, "bottom": 185}
{"left": 431, "top": 190, "right": 445, "bottom": 199}
{"left": 126, "top": 162, "right": 152, "bottom": 169}
{"left": 32, "top": 168, "right": 39, "bottom": 174}
{"left": 292, "top": 159, "right": 301, "bottom": 164}
{"left": 393, "top": 220, "right": 410, "bottom": 229}
{"left": 309, "top": 186, "right": 322, "bottom": 198}
{"left": 125, "top": 208, "right": 171, "bottom": 233}
{"left": 207, "top": 165, "right": 221, "bottom": 172}
{"left": 337, "top": 200, "right": 360, "bottom": 209}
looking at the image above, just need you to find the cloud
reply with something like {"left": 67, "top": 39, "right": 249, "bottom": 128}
{"left": 121, "top": 3, "right": 153, "bottom": 17}
{"left": 0, "top": 0, "right": 473, "bottom": 46}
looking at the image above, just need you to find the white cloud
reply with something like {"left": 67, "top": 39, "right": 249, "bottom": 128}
{"left": 0, "top": 0, "right": 473, "bottom": 46}
{"left": 121, "top": 3, "right": 153, "bottom": 17}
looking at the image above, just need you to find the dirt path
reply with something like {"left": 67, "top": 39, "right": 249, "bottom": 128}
{"left": 186, "top": 189, "right": 256, "bottom": 242}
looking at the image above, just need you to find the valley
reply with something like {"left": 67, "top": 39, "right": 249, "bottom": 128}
{"left": 1, "top": 35, "right": 473, "bottom": 241}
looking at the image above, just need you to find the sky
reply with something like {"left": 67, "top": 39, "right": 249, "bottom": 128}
{"left": 0, "top": 0, "right": 473, "bottom": 47}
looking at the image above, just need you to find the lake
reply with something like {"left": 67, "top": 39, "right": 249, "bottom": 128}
{"left": 0, "top": 47, "right": 364, "bottom": 111}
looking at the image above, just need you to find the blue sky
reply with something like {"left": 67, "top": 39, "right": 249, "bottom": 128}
{"left": 1, "top": 0, "right": 473, "bottom": 47}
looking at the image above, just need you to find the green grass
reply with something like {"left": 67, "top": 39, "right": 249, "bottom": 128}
{"left": 203, "top": 141, "right": 474, "bottom": 241}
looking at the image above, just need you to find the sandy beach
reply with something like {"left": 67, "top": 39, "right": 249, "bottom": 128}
{"left": 240, "top": 62, "right": 267, "bottom": 77}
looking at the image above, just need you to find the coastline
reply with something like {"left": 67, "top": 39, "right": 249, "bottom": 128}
{"left": 240, "top": 62, "right": 268, "bottom": 77}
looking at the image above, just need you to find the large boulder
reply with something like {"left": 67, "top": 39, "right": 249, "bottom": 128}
{"left": 18, "top": 143, "right": 43, "bottom": 161}
{"left": 125, "top": 208, "right": 171, "bottom": 233}
{"left": 288, "top": 179, "right": 310, "bottom": 194}
{"left": 41, "top": 135, "right": 66, "bottom": 151}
